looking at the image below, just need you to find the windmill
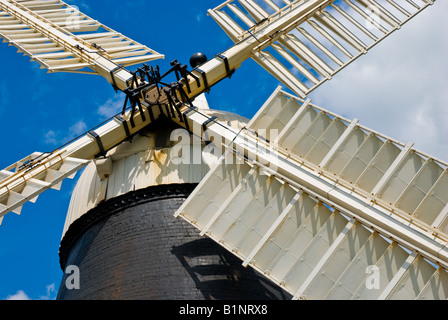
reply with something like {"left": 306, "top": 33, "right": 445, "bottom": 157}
{"left": 0, "top": 0, "right": 447, "bottom": 300}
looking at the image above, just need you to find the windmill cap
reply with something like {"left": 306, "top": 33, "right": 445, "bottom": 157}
{"left": 190, "top": 52, "right": 208, "bottom": 68}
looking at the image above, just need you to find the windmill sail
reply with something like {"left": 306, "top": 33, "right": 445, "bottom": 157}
{"left": 174, "top": 87, "right": 448, "bottom": 299}
{"left": 0, "top": 0, "right": 163, "bottom": 88}
{"left": 0, "top": 152, "right": 89, "bottom": 225}
{"left": 209, "top": 0, "right": 435, "bottom": 98}
{"left": 0, "top": 100, "right": 162, "bottom": 226}
{"left": 247, "top": 87, "right": 448, "bottom": 235}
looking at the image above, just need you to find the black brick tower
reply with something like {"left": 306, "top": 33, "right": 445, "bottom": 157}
{"left": 57, "top": 174, "right": 291, "bottom": 300}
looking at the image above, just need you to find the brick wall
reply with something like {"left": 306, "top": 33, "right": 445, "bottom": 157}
{"left": 57, "top": 184, "right": 291, "bottom": 300}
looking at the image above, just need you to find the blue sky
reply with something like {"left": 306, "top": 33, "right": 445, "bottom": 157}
{"left": 0, "top": 0, "right": 446, "bottom": 300}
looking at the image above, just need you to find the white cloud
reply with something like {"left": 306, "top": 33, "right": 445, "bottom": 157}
{"left": 44, "top": 130, "right": 58, "bottom": 145}
{"left": 68, "top": 120, "right": 87, "bottom": 139}
{"left": 43, "top": 120, "right": 87, "bottom": 147}
{"left": 39, "top": 283, "right": 56, "bottom": 300}
{"left": 308, "top": 1, "right": 448, "bottom": 162}
{"left": 6, "top": 290, "right": 30, "bottom": 300}
{"left": 97, "top": 93, "right": 125, "bottom": 120}
{"left": 5, "top": 283, "right": 56, "bottom": 300}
